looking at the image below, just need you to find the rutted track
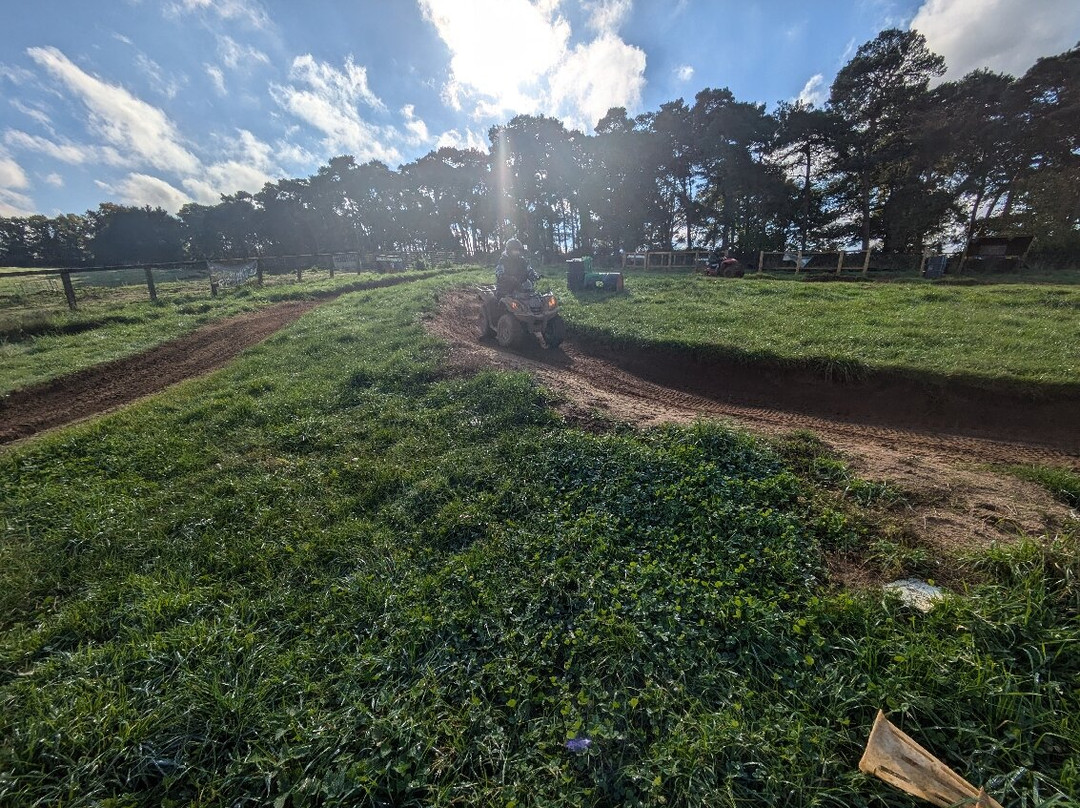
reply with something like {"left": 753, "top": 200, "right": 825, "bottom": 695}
{"left": 428, "top": 288, "right": 1079, "bottom": 563}
{"left": 430, "top": 289, "right": 1079, "bottom": 466}
{"left": 3, "top": 280, "right": 1076, "bottom": 562}
{"left": 0, "top": 272, "right": 439, "bottom": 445}
{"left": 0, "top": 301, "right": 318, "bottom": 444}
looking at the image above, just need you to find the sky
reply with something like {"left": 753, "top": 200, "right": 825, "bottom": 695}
{"left": 2, "top": 0, "right": 1078, "bottom": 219}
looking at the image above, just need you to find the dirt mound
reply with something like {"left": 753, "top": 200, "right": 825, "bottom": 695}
{"left": 428, "top": 288, "right": 1078, "bottom": 576}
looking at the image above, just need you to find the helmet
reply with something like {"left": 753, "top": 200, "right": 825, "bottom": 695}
{"left": 505, "top": 237, "right": 523, "bottom": 255}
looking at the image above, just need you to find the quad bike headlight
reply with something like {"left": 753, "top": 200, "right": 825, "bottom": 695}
{"left": 507, "top": 299, "right": 523, "bottom": 312}
{"left": 546, "top": 295, "right": 558, "bottom": 309}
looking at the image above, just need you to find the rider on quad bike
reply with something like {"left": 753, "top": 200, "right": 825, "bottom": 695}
{"left": 477, "top": 237, "right": 566, "bottom": 349}
{"left": 495, "top": 237, "right": 538, "bottom": 296}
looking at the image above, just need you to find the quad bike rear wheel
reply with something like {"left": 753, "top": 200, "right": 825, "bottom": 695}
{"left": 495, "top": 313, "right": 522, "bottom": 347}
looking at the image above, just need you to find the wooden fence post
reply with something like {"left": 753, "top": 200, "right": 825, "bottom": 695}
{"left": 796, "top": 249, "right": 803, "bottom": 274}
{"left": 144, "top": 267, "right": 157, "bottom": 301}
{"left": 836, "top": 251, "right": 845, "bottom": 274}
{"left": 861, "top": 248, "right": 872, "bottom": 276}
{"left": 757, "top": 250, "right": 764, "bottom": 274}
{"left": 60, "top": 270, "right": 77, "bottom": 310}
{"left": 256, "top": 258, "right": 263, "bottom": 286}
{"left": 296, "top": 258, "right": 302, "bottom": 282}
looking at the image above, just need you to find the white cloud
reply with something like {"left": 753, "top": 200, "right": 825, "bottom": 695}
{"left": 217, "top": 34, "right": 270, "bottom": 70}
{"left": 270, "top": 54, "right": 401, "bottom": 164}
{"left": 10, "top": 99, "right": 53, "bottom": 129}
{"left": 99, "top": 172, "right": 193, "bottom": 212}
{"left": 421, "top": 0, "right": 648, "bottom": 132}
{"left": 550, "top": 33, "right": 646, "bottom": 131}
{"left": 676, "top": 64, "right": 694, "bottom": 82}
{"left": 26, "top": 46, "right": 201, "bottom": 176}
{"left": 584, "top": 0, "right": 633, "bottom": 33}
{"left": 4, "top": 130, "right": 114, "bottom": 166}
{"left": 421, "top": 0, "right": 571, "bottom": 116}
{"left": 12, "top": 47, "right": 286, "bottom": 213}
{"left": 272, "top": 140, "right": 318, "bottom": 169}
{"left": 183, "top": 128, "right": 279, "bottom": 204}
{"left": 796, "top": 73, "right": 826, "bottom": 106}
{"left": 911, "top": 0, "right": 1080, "bottom": 80}
{"left": 435, "top": 127, "right": 489, "bottom": 152}
{"left": 0, "top": 191, "right": 34, "bottom": 217}
{"left": 0, "top": 149, "right": 29, "bottom": 191}
{"left": 168, "top": 0, "right": 270, "bottom": 30}
{"left": 0, "top": 64, "right": 35, "bottom": 85}
{"left": 401, "top": 104, "right": 430, "bottom": 145}
{"left": 289, "top": 54, "right": 385, "bottom": 112}
{"left": 205, "top": 64, "right": 227, "bottom": 95}
{"left": 134, "top": 52, "right": 185, "bottom": 100}
{"left": 44, "top": 172, "right": 64, "bottom": 187}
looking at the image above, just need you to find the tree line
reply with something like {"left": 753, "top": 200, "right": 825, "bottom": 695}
{"left": 2, "top": 29, "right": 1077, "bottom": 269}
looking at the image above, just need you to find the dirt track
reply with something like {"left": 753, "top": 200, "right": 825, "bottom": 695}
{"left": 429, "top": 289, "right": 1079, "bottom": 570}
{"left": 0, "top": 301, "right": 319, "bottom": 444}
{"left": 3, "top": 285, "right": 1076, "bottom": 571}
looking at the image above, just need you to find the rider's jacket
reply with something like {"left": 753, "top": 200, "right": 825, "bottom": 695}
{"left": 495, "top": 252, "right": 535, "bottom": 293}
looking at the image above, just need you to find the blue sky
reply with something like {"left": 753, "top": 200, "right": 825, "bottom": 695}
{"left": 2, "top": 0, "right": 1078, "bottom": 218}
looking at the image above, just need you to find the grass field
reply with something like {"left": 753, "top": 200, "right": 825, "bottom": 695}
{"left": 5, "top": 266, "right": 1077, "bottom": 398}
{"left": 0, "top": 267, "right": 462, "bottom": 395}
{"left": 1, "top": 277, "right": 1077, "bottom": 806}
{"left": 558, "top": 270, "right": 1080, "bottom": 392}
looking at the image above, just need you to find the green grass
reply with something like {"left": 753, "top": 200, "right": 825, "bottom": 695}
{"left": 556, "top": 271, "right": 1080, "bottom": 392}
{"left": 0, "top": 267, "right": 465, "bottom": 395}
{"left": 999, "top": 464, "right": 1080, "bottom": 508}
{"left": 6, "top": 265, "right": 1078, "bottom": 398}
{"left": 1, "top": 278, "right": 1077, "bottom": 806}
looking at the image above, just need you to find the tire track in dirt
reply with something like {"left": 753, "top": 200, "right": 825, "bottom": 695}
{"left": 0, "top": 301, "right": 318, "bottom": 444}
{"left": 428, "top": 288, "right": 1079, "bottom": 567}
{"left": 0, "top": 272, "right": 441, "bottom": 445}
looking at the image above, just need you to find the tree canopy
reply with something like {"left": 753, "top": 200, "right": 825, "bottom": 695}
{"left": 3, "top": 31, "right": 1078, "bottom": 268}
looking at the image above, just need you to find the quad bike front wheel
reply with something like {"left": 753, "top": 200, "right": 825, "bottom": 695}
{"left": 543, "top": 314, "right": 566, "bottom": 348}
{"left": 495, "top": 313, "right": 522, "bottom": 347}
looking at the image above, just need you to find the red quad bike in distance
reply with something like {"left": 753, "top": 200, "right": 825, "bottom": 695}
{"left": 476, "top": 278, "right": 567, "bottom": 349}
{"left": 704, "top": 255, "right": 744, "bottom": 277}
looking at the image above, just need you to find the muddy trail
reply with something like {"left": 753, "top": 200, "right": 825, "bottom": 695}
{"left": 429, "top": 289, "right": 1079, "bottom": 575}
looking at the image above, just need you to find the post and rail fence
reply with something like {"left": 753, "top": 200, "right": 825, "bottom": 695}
{"left": 0, "top": 250, "right": 459, "bottom": 311}
{"left": 618, "top": 248, "right": 978, "bottom": 278}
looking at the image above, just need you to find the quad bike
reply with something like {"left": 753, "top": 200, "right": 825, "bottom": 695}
{"left": 476, "top": 279, "right": 566, "bottom": 349}
{"left": 703, "top": 255, "right": 744, "bottom": 277}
